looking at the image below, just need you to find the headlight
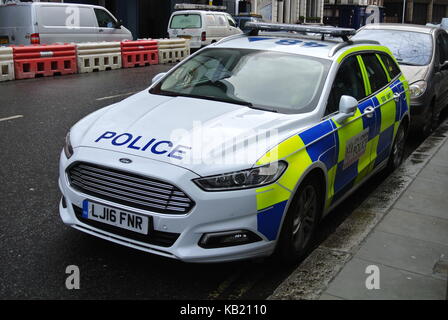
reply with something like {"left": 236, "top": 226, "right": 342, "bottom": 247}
{"left": 193, "top": 161, "right": 288, "bottom": 191}
{"left": 409, "top": 80, "right": 427, "bottom": 98}
{"left": 64, "top": 131, "right": 74, "bottom": 159}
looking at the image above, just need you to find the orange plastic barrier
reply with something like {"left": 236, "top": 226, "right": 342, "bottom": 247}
{"left": 121, "top": 40, "right": 158, "bottom": 68}
{"left": 12, "top": 44, "right": 77, "bottom": 79}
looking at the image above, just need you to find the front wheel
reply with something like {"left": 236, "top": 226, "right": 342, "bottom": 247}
{"left": 276, "top": 176, "right": 323, "bottom": 263}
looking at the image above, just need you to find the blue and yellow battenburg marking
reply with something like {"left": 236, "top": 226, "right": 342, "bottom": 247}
{"left": 255, "top": 57, "right": 409, "bottom": 241}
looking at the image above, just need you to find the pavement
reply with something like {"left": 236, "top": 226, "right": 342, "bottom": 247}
{"left": 269, "top": 121, "right": 448, "bottom": 300}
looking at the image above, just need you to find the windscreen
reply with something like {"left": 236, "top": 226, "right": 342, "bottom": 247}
{"left": 150, "top": 48, "right": 330, "bottom": 114}
{"left": 353, "top": 29, "right": 433, "bottom": 66}
{"left": 170, "top": 14, "right": 201, "bottom": 29}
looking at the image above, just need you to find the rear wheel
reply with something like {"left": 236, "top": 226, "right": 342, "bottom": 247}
{"left": 276, "top": 176, "right": 323, "bottom": 263}
{"left": 388, "top": 123, "right": 408, "bottom": 171}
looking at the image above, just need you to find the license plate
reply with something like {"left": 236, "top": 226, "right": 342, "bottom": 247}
{"left": 82, "top": 200, "right": 149, "bottom": 235}
{"left": 178, "top": 35, "right": 192, "bottom": 40}
{"left": 0, "top": 36, "right": 9, "bottom": 45}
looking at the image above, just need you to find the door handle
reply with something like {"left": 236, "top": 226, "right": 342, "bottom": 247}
{"left": 364, "top": 106, "right": 375, "bottom": 118}
{"left": 99, "top": 29, "right": 104, "bottom": 32}
{"left": 393, "top": 92, "right": 401, "bottom": 102}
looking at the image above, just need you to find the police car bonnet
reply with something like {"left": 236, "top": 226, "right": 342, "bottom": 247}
{"left": 73, "top": 90, "right": 311, "bottom": 175}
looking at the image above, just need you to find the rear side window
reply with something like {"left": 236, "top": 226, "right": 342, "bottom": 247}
{"left": 361, "top": 53, "right": 389, "bottom": 93}
{"left": 170, "top": 14, "right": 201, "bottom": 29}
{"left": 94, "top": 8, "right": 116, "bottom": 28}
{"left": 326, "top": 55, "right": 365, "bottom": 115}
{"left": 379, "top": 53, "right": 401, "bottom": 79}
{"left": 205, "top": 14, "right": 216, "bottom": 26}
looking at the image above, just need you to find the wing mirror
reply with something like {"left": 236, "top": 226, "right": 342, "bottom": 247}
{"left": 152, "top": 72, "right": 167, "bottom": 84}
{"left": 333, "top": 95, "right": 358, "bottom": 124}
{"left": 115, "top": 20, "right": 123, "bottom": 29}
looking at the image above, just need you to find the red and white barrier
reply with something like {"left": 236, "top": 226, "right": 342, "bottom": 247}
{"left": 12, "top": 44, "right": 77, "bottom": 79}
{"left": 121, "top": 39, "right": 158, "bottom": 68}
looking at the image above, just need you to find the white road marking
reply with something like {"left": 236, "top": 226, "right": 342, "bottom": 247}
{"left": 96, "top": 92, "right": 136, "bottom": 101}
{"left": 0, "top": 115, "right": 24, "bottom": 122}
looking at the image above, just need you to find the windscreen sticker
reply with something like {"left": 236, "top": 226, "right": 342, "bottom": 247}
{"left": 343, "top": 128, "right": 369, "bottom": 170}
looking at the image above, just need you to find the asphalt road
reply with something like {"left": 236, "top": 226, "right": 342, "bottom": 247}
{"left": 0, "top": 66, "right": 430, "bottom": 299}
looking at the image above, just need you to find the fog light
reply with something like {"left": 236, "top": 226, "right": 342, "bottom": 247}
{"left": 199, "top": 230, "right": 262, "bottom": 249}
{"left": 61, "top": 196, "right": 67, "bottom": 209}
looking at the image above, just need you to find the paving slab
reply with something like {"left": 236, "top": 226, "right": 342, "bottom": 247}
{"left": 325, "top": 258, "right": 447, "bottom": 300}
{"left": 394, "top": 188, "right": 448, "bottom": 220}
{"left": 355, "top": 230, "right": 448, "bottom": 279}
{"left": 377, "top": 209, "right": 448, "bottom": 246}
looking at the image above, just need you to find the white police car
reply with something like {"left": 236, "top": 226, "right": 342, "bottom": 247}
{"left": 59, "top": 23, "right": 410, "bottom": 263}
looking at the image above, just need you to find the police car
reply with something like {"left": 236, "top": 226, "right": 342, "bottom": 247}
{"left": 59, "top": 23, "right": 410, "bottom": 263}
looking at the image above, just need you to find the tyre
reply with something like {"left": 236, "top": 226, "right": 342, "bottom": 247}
{"left": 421, "top": 104, "right": 434, "bottom": 136}
{"left": 387, "top": 122, "right": 408, "bottom": 171}
{"left": 276, "top": 175, "right": 323, "bottom": 263}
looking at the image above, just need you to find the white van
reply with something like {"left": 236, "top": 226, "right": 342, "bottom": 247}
{"left": 168, "top": 10, "right": 242, "bottom": 49}
{"left": 0, "top": 2, "right": 132, "bottom": 46}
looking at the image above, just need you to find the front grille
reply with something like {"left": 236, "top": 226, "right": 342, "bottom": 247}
{"left": 73, "top": 205, "right": 180, "bottom": 247}
{"left": 67, "top": 162, "right": 194, "bottom": 214}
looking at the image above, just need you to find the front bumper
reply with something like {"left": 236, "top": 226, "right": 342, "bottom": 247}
{"left": 58, "top": 147, "right": 276, "bottom": 263}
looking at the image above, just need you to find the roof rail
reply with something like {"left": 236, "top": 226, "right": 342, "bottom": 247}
{"left": 174, "top": 3, "right": 227, "bottom": 11}
{"left": 328, "top": 39, "right": 381, "bottom": 57}
{"left": 245, "top": 22, "right": 356, "bottom": 41}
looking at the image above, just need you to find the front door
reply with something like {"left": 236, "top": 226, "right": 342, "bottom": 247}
{"left": 326, "top": 54, "right": 376, "bottom": 204}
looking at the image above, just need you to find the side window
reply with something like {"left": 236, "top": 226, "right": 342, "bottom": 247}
{"left": 206, "top": 14, "right": 216, "bottom": 26}
{"left": 94, "top": 8, "right": 116, "bottom": 28}
{"left": 361, "top": 53, "right": 389, "bottom": 93}
{"left": 216, "top": 15, "right": 226, "bottom": 26}
{"left": 326, "top": 55, "right": 365, "bottom": 115}
{"left": 227, "top": 15, "right": 236, "bottom": 27}
{"left": 379, "top": 53, "right": 401, "bottom": 79}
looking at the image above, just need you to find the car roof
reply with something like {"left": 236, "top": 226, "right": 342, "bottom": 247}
{"left": 214, "top": 34, "right": 390, "bottom": 61}
{"left": 172, "top": 10, "right": 228, "bottom": 15}
{"left": 360, "top": 23, "right": 437, "bottom": 34}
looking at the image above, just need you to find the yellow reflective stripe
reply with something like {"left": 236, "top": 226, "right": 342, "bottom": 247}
{"left": 369, "top": 135, "right": 379, "bottom": 166}
{"left": 399, "top": 75, "right": 411, "bottom": 108}
{"left": 334, "top": 108, "right": 363, "bottom": 163}
{"left": 375, "top": 88, "right": 396, "bottom": 133}
{"left": 256, "top": 135, "right": 313, "bottom": 210}
{"left": 336, "top": 45, "right": 394, "bottom": 63}
{"left": 256, "top": 184, "right": 291, "bottom": 211}
{"left": 357, "top": 55, "right": 371, "bottom": 95}
{"left": 325, "top": 165, "right": 337, "bottom": 209}
{"left": 256, "top": 134, "right": 305, "bottom": 166}
{"left": 355, "top": 138, "right": 375, "bottom": 184}
{"left": 376, "top": 53, "right": 391, "bottom": 82}
{"left": 277, "top": 148, "right": 313, "bottom": 190}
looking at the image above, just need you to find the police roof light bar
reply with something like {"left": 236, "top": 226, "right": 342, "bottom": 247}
{"left": 245, "top": 22, "right": 356, "bottom": 42}
{"left": 174, "top": 3, "right": 227, "bottom": 11}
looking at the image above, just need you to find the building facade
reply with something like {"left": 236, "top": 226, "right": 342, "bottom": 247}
{"left": 383, "top": 0, "right": 448, "bottom": 24}
{"left": 251, "top": 0, "right": 325, "bottom": 23}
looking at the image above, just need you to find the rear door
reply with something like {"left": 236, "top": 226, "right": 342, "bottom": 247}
{"left": 0, "top": 5, "right": 34, "bottom": 45}
{"left": 359, "top": 52, "right": 398, "bottom": 167}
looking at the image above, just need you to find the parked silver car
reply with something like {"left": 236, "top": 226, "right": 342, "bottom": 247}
{"left": 353, "top": 23, "right": 448, "bottom": 134}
